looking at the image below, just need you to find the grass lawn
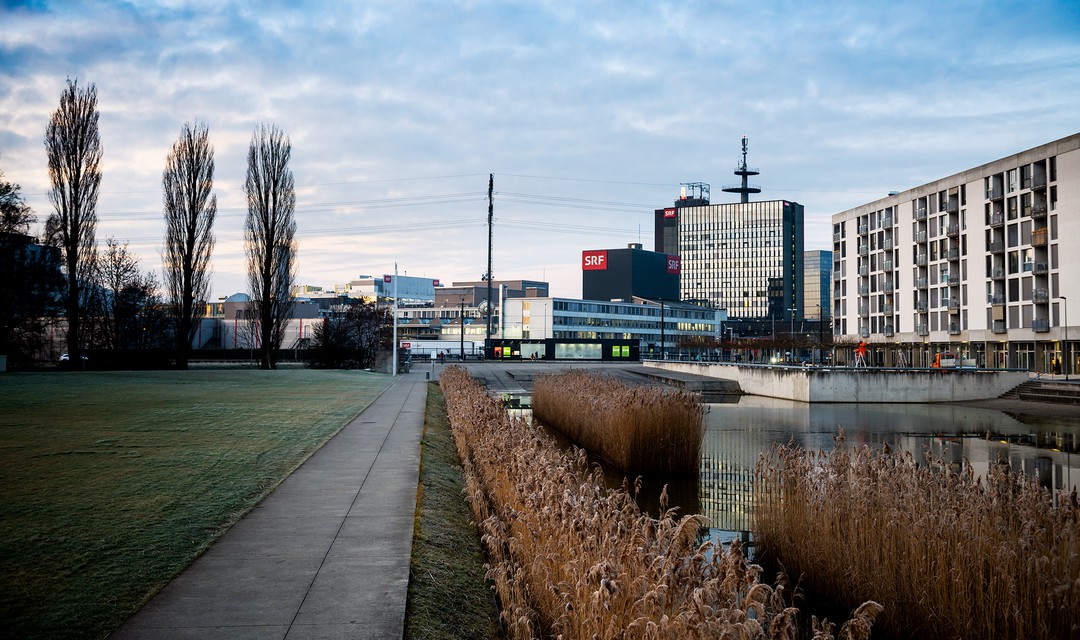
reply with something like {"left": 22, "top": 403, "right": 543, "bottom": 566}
{"left": 405, "top": 383, "right": 500, "bottom": 639}
{"left": 0, "top": 369, "right": 393, "bottom": 640}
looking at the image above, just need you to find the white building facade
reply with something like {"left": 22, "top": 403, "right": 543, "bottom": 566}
{"left": 832, "top": 132, "right": 1079, "bottom": 371}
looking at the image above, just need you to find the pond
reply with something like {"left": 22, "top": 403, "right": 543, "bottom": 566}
{"left": 697, "top": 396, "right": 1080, "bottom": 548}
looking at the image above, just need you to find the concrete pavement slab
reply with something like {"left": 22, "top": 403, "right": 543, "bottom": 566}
{"left": 113, "top": 371, "right": 427, "bottom": 639}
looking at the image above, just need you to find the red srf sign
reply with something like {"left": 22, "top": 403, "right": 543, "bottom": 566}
{"left": 383, "top": 274, "right": 392, "bottom": 283}
{"left": 667, "top": 255, "right": 681, "bottom": 274}
{"left": 432, "top": 279, "right": 440, "bottom": 287}
{"left": 663, "top": 208, "right": 677, "bottom": 219}
{"left": 582, "top": 250, "right": 608, "bottom": 270}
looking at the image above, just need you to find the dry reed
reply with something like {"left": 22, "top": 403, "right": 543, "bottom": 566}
{"left": 532, "top": 370, "right": 704, "bottom": 474}
{"left": 754, "top": 435, "right": 1080, "bottom": 640}
{"left": 441, "top": 366, "right": 881, "bottom": 639}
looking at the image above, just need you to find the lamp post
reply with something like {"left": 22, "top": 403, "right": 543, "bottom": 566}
{"left": 1061, "top": 296, "right": 1069, "bottom": 380}
{"left": 660, "top": 299, "right": 666, "bottom": 360}
{"left": 459, "top": 296, "right": 465, "bottom": 361}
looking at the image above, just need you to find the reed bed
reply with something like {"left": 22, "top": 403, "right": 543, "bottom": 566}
{"left": 532, "top": 370, "right": 704, "bottom": 474}
{"left": 440, "top": 366, "right": 880, "bottom": 639}
{"left": 754, "top": 437, "right": 1080, "bottom": 640}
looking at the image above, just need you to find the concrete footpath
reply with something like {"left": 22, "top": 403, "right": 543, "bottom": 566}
{"left": 112, "top": 370, "right": 428, "bottom": 640}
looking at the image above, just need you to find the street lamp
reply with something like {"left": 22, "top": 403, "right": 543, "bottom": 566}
{"left": 459, "top": 296, "right": 466, "bottom": 361}
{"left": 1061, "top": 296, "right": 1069, "bottom": 380}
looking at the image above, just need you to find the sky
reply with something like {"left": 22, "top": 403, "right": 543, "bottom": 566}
{"left": 2, "top": 0, "right": 1079, "bottom": 301}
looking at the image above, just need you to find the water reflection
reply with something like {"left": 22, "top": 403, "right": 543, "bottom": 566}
{"left": 701, "top": 396, "right": 1080, "bottom": 537}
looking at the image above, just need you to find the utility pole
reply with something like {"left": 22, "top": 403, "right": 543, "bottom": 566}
{"left": 486, "top": 173, "right": 493, "bottom": 342}
{"left": 460, "top": 296, "right": 466, "bottom": 361}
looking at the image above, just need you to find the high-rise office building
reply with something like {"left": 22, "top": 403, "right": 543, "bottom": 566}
{"left": 804, "top": 250, "right": 832, "bottom": 320}
{"left": 654, "top": 138, "right": 804, "bottom": 320}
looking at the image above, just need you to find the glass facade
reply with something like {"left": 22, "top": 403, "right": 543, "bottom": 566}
{"left": 803, "top": 250, "right": 832, "bottom": 320}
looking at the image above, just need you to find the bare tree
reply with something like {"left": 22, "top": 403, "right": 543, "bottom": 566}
{"left": 162, "top": 121, "right": 216, "bottom": 369}
{"left": 0, "top": 162, "right": 35, "bottom": 235}
{"left": 45, "top": 78, "right": 101, "bottom": 361}
{"left": 244, "top": 124, "right": 296, "bottom": 369}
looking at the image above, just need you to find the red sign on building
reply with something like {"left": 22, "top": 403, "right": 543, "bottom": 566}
{"left": 383, "top": 274, "right": 392, "bottom": 283}
{"left": 667, "top": 255, "right": 681, "bottom": 274}
{"left": 582, "top": 250, "right": 608, "bottom": 270}
{"left": 663, "top": 208, "right": 677, "bottom": 219}
{"left": 432, "top": 279, "right": 440, "bottom": 287}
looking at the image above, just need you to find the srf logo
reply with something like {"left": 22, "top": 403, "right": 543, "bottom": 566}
{"left": 667, "top": 255, "right": 681, "bottom": 274}
{"left": 663, "top": 208, "right": 677, "bottom": 219}
{"left": 582, "top": 250, "right": 607, "bottom": 270}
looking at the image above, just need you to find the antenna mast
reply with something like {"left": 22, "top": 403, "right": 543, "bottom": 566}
{"left": 722, "top": 136, "right": 762, "bottom": 203}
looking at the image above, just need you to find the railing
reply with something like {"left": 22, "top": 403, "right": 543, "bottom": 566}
{"left": 884, "top": 325, "right": 895, "bottom": 337}
{"left": 946, "top": 224, "right": 960, "bottom": 237}
{"left": 858, "top": 285, "right": 870, "bottom": 296}
{"left": 858, "top": 224, "right": 869, "bottom": 235}
{"left": 1031, "top": 204, "right": 1048, "bottom": 218}
{"left": 916, "top": 277, "right": 928, "bottom": 289}
{"left": 883, "top": 259, "right": 894, "bottom": 271}
{"left": 915, "top": 231, "right": 927, "bottom": 243}
{"left": 1032, "top": 228, "right": 1048, "bottom": 247}
{"left": 987, "top": 188, "right": 1003, "bottom": 201}
{"left": 883, "top": 281, "right": 895, "bottom": 293}
{"left": 1033, "top": 319, "right": 1050, "bottom": 332}
{"left": 1033, "top": 262, "right": 1048, "bottom": 275}
{"left": 859, "top": 326, "right": 871, "bottom": 338}
{"left": 859, "top": 306, "right": 870, "bottom": 318}
{"left": 1033, "top": 289, "right": 1049, "bottom": 303}
{"left": 916, "top": 324, "right": 929, "bottom": 336}
{"left": 989, "top": 213, "right": 1005, "bottom": 227}
{"left": 916, "top": 300, "right": 928, "bottom": 312}
{"left": 883, "top": 215, "right": 894, "bottom": 227}
{"left": 1031, "top": 177, "right": 1047, "bottom": 191}
{"left": 988, "top": 240, "right": 1005, "bottom": 253}
{"left": 883, "top": 239, "right": 894, "bottom": 251}
{"left": 883, "top": 303, "right": 894, "bottom": 314}
{"left": 988, "top": 294, "right": 1005, "bottom": 305}
{"left": 915, "top": 208, "right": 928, "bottom": 220}
{"left": 949, "top": 323, "right": 962, "bottom": 335}
{"left": 916, "top": 254, "right": 928, "bottom": 266}
{"left": 858, "top": 265, "right": 869, "bottom": 276}
{"left": 992, "top": 320, "right": 1007, "bottom": 334}
{"left": 948, "top": 299, "right": 961, "bottom": 311}
{"left": 833, "top": 232, "right": 842, "bottom": 242}
{"left": 947, "top": 248, "right": 960, "bottom": 261}
{"left": 991, "top": 268, "right": 1005, "bottom": 280}
{"left": 944, "top": 201, "right": 959, "bottom": 213}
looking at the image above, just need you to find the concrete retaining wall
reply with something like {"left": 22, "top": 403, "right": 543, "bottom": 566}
{"left": 645, "top": 361, "right": 1029, "bottom": 403}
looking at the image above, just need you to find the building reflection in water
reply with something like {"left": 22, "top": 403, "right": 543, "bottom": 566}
{"left": 698, "top": 396, "right": 1080, "bottom": 536}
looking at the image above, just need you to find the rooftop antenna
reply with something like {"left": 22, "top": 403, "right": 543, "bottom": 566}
{"left": 722, "top": 135, "right": 762, "bottom": 203}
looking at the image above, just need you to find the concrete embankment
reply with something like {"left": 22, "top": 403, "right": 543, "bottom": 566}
{"left": 646, "top": 361, "right": 1029, "bottom": 403}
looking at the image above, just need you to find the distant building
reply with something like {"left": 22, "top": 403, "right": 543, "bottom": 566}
{"left": 654, "top": 139, "right": 804, "bottom": 320}
{"left": 803, "top": 250, "right": 832, "bottom": 320}
{"left": 581, "top": 243, "right": 680, "bottom": 302}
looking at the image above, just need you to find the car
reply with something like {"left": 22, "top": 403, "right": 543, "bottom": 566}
{"left": 58, "top": 353, "right": 88, "bottom": 362}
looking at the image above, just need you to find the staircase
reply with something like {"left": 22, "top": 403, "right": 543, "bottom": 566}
{"left": 1001, "top": 379, "right": 1080, "bottom": 404}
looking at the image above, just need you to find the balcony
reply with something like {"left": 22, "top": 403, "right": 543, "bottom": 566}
{"left": 916, "top": 254, "right": 928, "bottom": 266}
{"left": 992, "top": 320, "right": 1007, "bottom": 334}
{"left": 883, "top": 303, "right": 894, "bottom": 315}
{"left": 1031, "top": 204, "right": 1048, "bottom": 219}
{"left": 946, "top": 248, "right": 960, "bottom": 261}
{"left": 947, "top": 299, "right": 961, "bottom": 311}
{"left": 916, "top": 277, "right": 928, "bottom": 288}
{"left": 833, "top": 270, "right": 842, "bottom": 282}
{"left": 883, "top": 215, "right": 894, "bottom": 227}
{"left": 946, "top": 224, "right": 960, "bottom": 237}
{"left": 1032, "top": 227, "right": 1048, "bottom": 247}
{"left": 1033, "top": 319, "right": 1050, "bottom": 333}
{"left": 1033, "top": 262, "right": 1048, "bottom": 276}
{"left": 883, "top": 239, "right": 894, "bottom": 251}
{"left": 858, "top": 265, "right": 869, "bottom": 276}
{"left": 858, "top": 245, "right": 869, "bottom": 256}
{"left": 949, "top": 323, "right": 962, "bottom": 335}
{"left": 1031, "top": 177, "right": 1047, "bottom": 191}
{"left": 884, "top": 324, "right": 895, "bottom": 337}
{"left": 1034, "top": 289, "right": 1049, "bottom": 304}
{"left": 859, "top": 306, "right": 870, "bottom": 318}
{"left": 883, "top": 259, "right": 894, "bottom": 271}
{"left": 915, "top": 230, "right": 927, "bottom": 243}
{"left": 988, "top": 294, "right": 1005, "bottom": 306}
{"left": 859, "top": 326, "right": 871, "bottom": 338}
{"left": 987, "top": 188, "right": 1003, "bottom": 201}
{"left": 833, "top": 232, "right": 842, "bottom": 242}
{"left": 858, "top": 224, "right": 869, "bottom": 235}
{"left": 989, "top": 213, "right": 1005, "bottom": 228}
{"left": 858, "top": 285, "right": 870, "bottom": 296}
{"left": 944, "top": 201, "right": 959, "bottom": 213}
{"left": 991, "top": 268, "right": 1005, "bottom": 280}
{"left": 988, "top": 240, "right": 1005, "bottom": 253}
{"left": 915, "top": 207, "right": 928, "bottom": 221}
{"left": 883, "top": 281, "right": 895, "bottom": 293}
{"left": 916, "top": 324, "right": 929, "bottom": 336}
{"left": 916, "top": 300, "right": 928, "bottom": 312}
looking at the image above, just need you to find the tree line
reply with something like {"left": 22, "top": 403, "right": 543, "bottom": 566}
{"left": 2, "top": 78, "right": 380, "bottom": 370}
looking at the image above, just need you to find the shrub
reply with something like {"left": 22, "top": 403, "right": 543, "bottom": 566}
{"left": 754, "top": 436, "right": 1080, "bottom": 640}
{"left": 532, "top": 370, "right": 703, "bottom": 474}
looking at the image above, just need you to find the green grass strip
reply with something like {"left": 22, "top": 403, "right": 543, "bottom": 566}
{"left": 0, "top": 369, "right": 393, "bottom": 640}
{"left": 405, "top": 382, "right": 500, "bottom": 640}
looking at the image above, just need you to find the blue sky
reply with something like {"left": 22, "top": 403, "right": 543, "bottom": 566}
{"left": 2, "top": 0, "right": 1078, "bottom": 300}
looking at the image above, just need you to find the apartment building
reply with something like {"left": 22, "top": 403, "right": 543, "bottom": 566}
{"left": 832, "top": 132, "right": 1079, "bottom": 371}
